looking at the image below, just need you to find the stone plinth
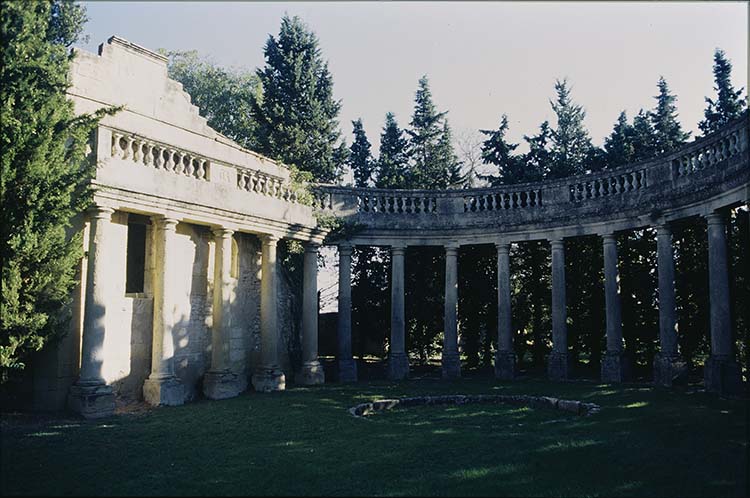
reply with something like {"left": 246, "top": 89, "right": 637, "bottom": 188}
{"left": 494, "top": 351, "right": 516, "bottom": 380}
{"left": 547, "top": 352, "right": 571, "bottom": 381}
{"left": 252, "top": 368, "right": 286, "bottom": 393}
{"left": 704, "top": 356, "right": 742, "bottom": 395}
{"left": 202, "top": 371, "right": 246, "bottom": 400}
{"left": 67, "top": 384, "right": 115, "bottom": 419}
{"left": 338, "top": 359, "right": 358, "bottom": 383}
{"left": 653, "top": 353, "right": 687, "bottom": 387}
{"left": 388, "top": 352, "right": 410, "bottom": 381}
{"left": 600, "top": 352, "right": 628, "bottom": 383}
{"left": 296, "top": 361, "right": 325, "bottom": 386}
{"left": 144, "top": 376, "right": 185, "bottom": 406}
{"left": 441, "top": 352, "right": 461, "bottom": 379}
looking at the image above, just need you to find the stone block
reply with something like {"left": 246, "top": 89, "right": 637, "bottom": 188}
{"left": 441, "top": 352, "right": 461, "bottom": 379}
{"left": 143, "top": 376, "right": 185, "bottom": 406}
{"left": 601, "top": 351, "right": 629, "bottom": 383}
{"left": 494, "top": 351, "right": 516, "bottom": 380}
{"left": 338, "top": 359, "right": 358, "bottom": 383}
{"left": 653, "top": 353, "right": 687, "bottom": 388}
{"left": 202, "top": 371, "right": 246, "bottom": 400}
{"left": 252, "top": 368, "right": 285, "bottom": 393}
{"left": 387, "top": 353, "right": 410, "bottom": 381}
{"left": 295, "top": 361, "right": 325, "bottom": 386}
{"left": 547, "top": 352, "right": 571, "bottom": 381}
{"left": 704, "top": 356, "right": 742, "bottom": 395}
{"left": 68, "top": 383, "right": 115, "bottom": 419}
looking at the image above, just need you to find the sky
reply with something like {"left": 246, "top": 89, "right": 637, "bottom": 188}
{"left": 79, "top": 1, "right": 748, "bottom": 156}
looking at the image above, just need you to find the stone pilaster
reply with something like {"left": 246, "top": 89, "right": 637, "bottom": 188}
{"left": 442, "top": 243, "right": 461, "bottom": 379}
{"left": 653, "top": 223, "right": 686, "bottom": 387}
{"left": 203, "top": 227, "right": 245, "bottom": 399}
{"left": 143, "top": 216, "right": 185, "bottom": 406}
{"left": 68, "top": 206, "right": 116, "bottom": 418}
{"left": 296, "top": 242, "right": 325, "bottom": 385}
{"left": 548, "top": 238, "right": 570, "bottom": 381}
{"left": 252, "top": 234, "right": 286, "bottom": 392}
{"left": 495, "top": 242, "right": 515, "bottom": 380}
{"left": 601, "top": 233, "right": 627, "bottom": 383}
{"left": 388, "top": 244, "right": 410, "bottom": 380}
{"left": 336, "top": 243, "right": 357, "bottom": 382}
{"left": 704, "top": 212, "right": 741, "bottom": 394}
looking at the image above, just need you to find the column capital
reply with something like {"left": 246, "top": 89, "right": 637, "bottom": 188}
{"left": 495, "top": 241, "right": 511, "bottom": 254}
{"left": 87, "top": 205, "right": 115, "bottom": 220}
{"left": 655, "top": 222, "right": 672, "bottom": 237}
{"left": 305, "top": 241, "right": 321, "bottom": 254}
{"left": 338, "top": 243, "right": 353, "bottom": 256}
{"left": 550, "top": 238, "right": 565, "bottom": 250}
{"left": 152, "top": 215, "right": 179, "bottom": 231}
{"left": 261, "top": 233, "right": 280, "bottom": 246}
{"left": 602, "top": 232, "right": 617, "bottom": 245}
{"left": 212, "top": 227, "right": 235, "bottom": 239}
{"left": 705, "top": 211, "right": 726, "bottom": 226}
{"left": 444, "top": 242, "right": 460, "bottom": 254}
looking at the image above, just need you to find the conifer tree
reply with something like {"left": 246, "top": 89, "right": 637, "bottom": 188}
{"left": 439, "top": 121, "right": 466, "bottom": 188}
{"left": 349, "top": 118, "right": 374, "bottom": 188}
{"left": 1, "top": 0, "right": 111, "bottom": 376}
{"left": 375, "top": 112, "right": 409, "bottom": 189}
{"left": 479, "top": 115, "right": 523, "bottom": 186}
{"left": 631, "top": 109, "right": 658, "bottom": 161}
{"left": 699, "top": 49, "right": 747, "bottom": 135}
{"left": 253, "top": 15, "right": 347, "bottom": 183}
{"left": 522, "top": 121, "right": 553, "bottom": 181}
{"left": 604, "top": 111, "right": 636, "bottom": 168}
{"left": 548, "top": 79, "right": 592, "bottom": 179}
{"left": 650, "top": 77, "right": 690, "bottom": 155}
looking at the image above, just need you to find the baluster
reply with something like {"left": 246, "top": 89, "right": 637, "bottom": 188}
{"left": 111, "top": 132, "right": 122, "bottom": 157}
{"left": 173, "top": 152, "right": 184, "bottom": 174}
{"left": 238, "top": 172, "right": 247, "bottom": 190}
{"left": 131, "top": 139, "right": 142, "bottom": 163}
{"left": 185, "top": 156, "right": 195, "bottom": 176}
{"left": 198, "top": 158, "right": 208, "bottom": 179}
{"left": 144, "top": 143, "right": 155, "bottom": 166}
{"left": 122, "top": 136, "right": 134, "bottom": 160}
{"left": 164, "top": 149, "right": 175, "bottom": 171}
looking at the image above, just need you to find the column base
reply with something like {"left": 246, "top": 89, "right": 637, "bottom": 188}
{"left": 338, "top": 359, "right": 358, "bottom": 383}
{"left": 704, "top": 355, "right": 742, "bottom": 395}
{"left": 143, "top": 376, "right": 185, "bottom": 406}
{"left": 388, "top": 352, "right": 410, "bottom": 381}
{"left": 494, "top": 351, "right": 516, "bottom": 380}
{"left": 547, "top": 352, "right": 571, "bottom": 381}
{"left": 601, "top": 351, "right": 629, "bottom": 383}
{"left": 441, "top": 352, "right": 461, "bottom": 379}
{"left": 68, "top": 382, "right": 115, "bottom": 419}
{"left": 202, "top": 370, "right": 246, "bottom": 400}
{"left": 653, "top": 353, "right": 687, "bottom": 388}
{"left": 296, "top": 361, "right": 326, "bottom": 385}
{"left": 252, "top": 367, "right": 286, "bottom": 393}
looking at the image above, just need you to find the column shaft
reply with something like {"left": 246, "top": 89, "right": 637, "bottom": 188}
{"left": 495, "top": 242, "right": 515, "bottom": 379}
{"left": 601, "top": 233, "right": 626, "bottom": 383}
{"left": 297, "top": 243, "right": 324, "bottom": 385}
{"left": 442, "top": 245, "right": 460, "bottom": 379}
{"left": 337, "top": 244, "right": 357, "bottom": 382}
{"left": 548, "top": 238, "right": 570, "bottom": 380}
{"left": 388, "top": 245, "right": 409, "bottom": 379}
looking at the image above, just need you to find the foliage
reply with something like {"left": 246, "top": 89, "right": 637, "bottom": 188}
{"left": 650, "top": 76, "right": 690, "bottom": 155}
{"left": 548, "top": 79, "right": 592, "bottom": 179}
{"left": 349, "top": 118, "right": 374, "bottom": 188}
{"left": 252, "top": 15, "right": 348, "bottom": 184}
{"left": 374, "top": 112, "right": 409, "bottom": 189}
{"left": 698, "top": 49, "right": 746, "bottom": 136}
{"left": 166, "top": 50, "right": 261, "bottom": 150}
{"left": 1, "top": 0, "right": 114, "bottom": 378}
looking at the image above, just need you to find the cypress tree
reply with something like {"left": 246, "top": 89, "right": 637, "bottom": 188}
{"left": 375, "top": 112, "right": 409, "bottom": 189}
{"left": 548, "top": 79, "right": 592, "bottom": 179}
{"left": 349, "top": 118, "right": 374, "bottom": 188}
{"left": 1, "top": 0, "right": 111, "bottom": 377}
{"left": 253, "top": 15, "right": 347, "bottom": 183}
{"left": 650, "top": 77, "right": 690, "bottom": 155}
{"left": 699, "top": 48, "right": 746, "bottom": 136}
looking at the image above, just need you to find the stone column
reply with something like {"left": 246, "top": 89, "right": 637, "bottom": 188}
{"left": 495, "top": 242, "right": 515, "bottom": 380}
{"left": 68, "top": 206, "right": 116, "bottom": 418}
{"left": 143, "top": 216, "right": 185, "bottom": 406}
{"left": 704, "top": 212, "right": 741, "bottom": 394}
{"left": 336, "top": 243, "right": 357, "bottom": 382}
{"left": 388, "top": 244, "right": 410, "bottom": 380}
{"left": 296, "top": 242, "right": 325, "bottom": 385}
{"left": 442, "top": 243, "right": 461, "bottom": 379}
{"left": 547, "top": 238, "right": 570, "bottom": 380}
{"left": 653, "top": 223, "right": 684, "bottom": 387}
{"left": 252, "top": 234, "right": 286, "bottom": 392}
{"left": 203, "top": 228, "right": 245, "bottom": 399}
{"left": 601, "top": 233, "right": 627, "bottom": 383}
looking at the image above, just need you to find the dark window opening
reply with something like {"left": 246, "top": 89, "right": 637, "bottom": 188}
{"left": 126, "top": 222, "right": 147, "bottom": 294}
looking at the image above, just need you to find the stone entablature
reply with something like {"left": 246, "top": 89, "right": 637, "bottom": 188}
{"left": 314, "top": 115, "right": 748, "bottom": 245}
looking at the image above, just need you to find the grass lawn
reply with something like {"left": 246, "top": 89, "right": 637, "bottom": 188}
{"left": 1, "top": 377, "right": 747, "bottom": 496}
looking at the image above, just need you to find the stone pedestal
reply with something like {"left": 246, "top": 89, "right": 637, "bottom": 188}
{"left": 67, "top": 384, "right": 115, "bottom": 419}
{"left": 653, "top": 353, "right": 687, "bottom": 388}
{"left": 203, "top": 371, "right": 246, "bottom": 400}
{"left": 144, "top": 376, "right": 186, "bottom": 406}
{"left": 296, "top": 361, "right": 325, "bottom": 386}
{"left": 338, "top": 359, "right": 358, "bottom": 383}
{"left": 252, "top": 368, "right": 286, "bottom": 393}
{"left": 601, "top": 352, "right": 628, "bottom": 383}
{"left": 494, "top": 351, "right": 516, "bottom": 380}
{"left": 547, "top": 352, "right": 571, "bottom": 381}
{"left": 704, "top": 355, "right": 742, "bottom": 395}
{"left": 441, "top": 352, "right": 461, "bottom": 379}
{"left": 388, "top": 352, "right": 410, "bottom": 381}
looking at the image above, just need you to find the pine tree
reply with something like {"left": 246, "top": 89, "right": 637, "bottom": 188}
{"left": 522, "top": 121, "right": 552, "bottom": 181}
{"left": 631, "top": 109, "right": 658, "bottom": 161}
{"left": 650, "top": 77, "right": 690, "bottom": 155}
{"left": 349, "top": 118, "right": 374, "bottom": 188}
{"left": 548, "top": 79, "right": 592, "bottom": 179}
{"left": 1, "top": 1, "right": 111, "bottom": 377}
{"left": 699, "top": 49, "right": 747, "bottom": 135}
{"left": 479, "top": 115, "right": 524, "bottom": 186}
{"left": 604, "top": 111, "right": 636, "bottom": 168}
{"left": 439, "top": 121, "right": 466, "bottom": 188}
{"left": 252, "top": 15, "right": 347, "bottom": 183}
{"left": 375, "top": 112, "right": 409, "bottom": 189}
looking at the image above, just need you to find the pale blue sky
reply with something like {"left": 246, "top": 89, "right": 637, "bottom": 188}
{"left": 79, "top": 1, "right": 748, "bottom": 154}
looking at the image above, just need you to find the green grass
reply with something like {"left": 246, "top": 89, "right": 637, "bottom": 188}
{"left": 1, "top": 378, "right": 747, "bottom": 496}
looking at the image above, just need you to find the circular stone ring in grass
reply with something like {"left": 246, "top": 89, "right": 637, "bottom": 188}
{"left": 349, "top": 395, "right": 601, "bottom": 418}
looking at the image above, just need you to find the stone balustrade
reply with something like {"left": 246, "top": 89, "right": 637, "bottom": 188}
{"left": 569, "top": 168, "right": 646, "bottom": 202}
{"left": 672, "top": 124, "right": 746, "bottom": 178}
{"left": 110, "top": 129, "right": 210, "bottom": 180}
{"left": 465, "top": 188, "right": 543, "bottom": 211}
{"left": 237, "top": 169, "right": 300, "bottom": 203}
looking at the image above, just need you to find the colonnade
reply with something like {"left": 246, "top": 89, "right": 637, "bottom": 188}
{"left": 334, "top": 209, "right": 742, "bottom": 394}
{"left": 68, "top": 205, "right": 325, "bottom": 418}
